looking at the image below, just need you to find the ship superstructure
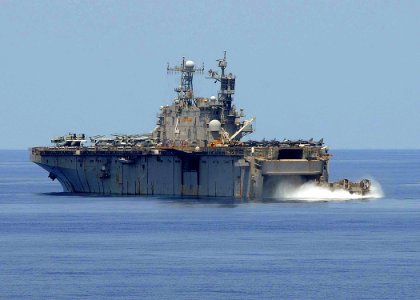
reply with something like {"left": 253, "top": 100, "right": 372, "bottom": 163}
{"left": 31, "top": 52, "right": 371, "bottom": 198}
{"left": 154, "top": 52, "right": 253, "bottom": 148}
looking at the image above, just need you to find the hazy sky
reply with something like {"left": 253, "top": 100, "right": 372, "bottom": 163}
{"left": 0, "top": 1, "right": 418, "bottom": 149}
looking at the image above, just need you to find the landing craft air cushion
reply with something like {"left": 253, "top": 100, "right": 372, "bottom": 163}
{"left": 31, "top": 52, "right": 371, "bottom": 198}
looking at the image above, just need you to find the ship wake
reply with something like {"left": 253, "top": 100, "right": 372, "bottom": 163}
{"left": 266, "top": 176, "right": 383, "bottom": 201}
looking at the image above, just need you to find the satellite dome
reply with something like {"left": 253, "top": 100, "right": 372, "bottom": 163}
{"left": 210, "top": 96, "right": 217, "bottom": 101}
{"left": 185, "top": 60, "right": 195, "bottom": 68}
{"left": 209, "top": 119, "right": 221, "bottom": 132}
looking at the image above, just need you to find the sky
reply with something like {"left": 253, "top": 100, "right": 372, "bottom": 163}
{"left": 0, "top": 0, "right": 418, "bottom": 149}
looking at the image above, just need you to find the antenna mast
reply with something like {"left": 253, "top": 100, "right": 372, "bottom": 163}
{"left": 207, "top": 51, "right": 235, "bottom": 110}
{"left": 167, "top": 57, "right": 204, "bottom": 106}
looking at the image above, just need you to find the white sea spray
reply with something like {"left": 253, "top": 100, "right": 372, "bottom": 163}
{"left": 269, "top": 176, "right": 383, "bottom": 201}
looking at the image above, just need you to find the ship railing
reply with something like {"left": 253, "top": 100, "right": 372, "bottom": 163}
{"left": 32, "top": 145, "right": 248, "bottom": 156}
{"left": 32, "top": 146, "right": 146, "bottom": 156}
{"left": 31, "top": 145, "right": 327, "bottom": 160}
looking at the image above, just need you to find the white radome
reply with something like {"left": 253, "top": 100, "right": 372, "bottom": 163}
{"left": 185, "top": 60, "right": 195, "bottom": 68}
{"left": 209, "top": 119, "right": 221, "bottom": 132}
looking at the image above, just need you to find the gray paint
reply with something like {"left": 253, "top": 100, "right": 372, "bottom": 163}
{"left": 31, "top": 52, "right": 369, "bottom": 198}
{"left": 31, "top": 148, "right": 327, "bottom": 199}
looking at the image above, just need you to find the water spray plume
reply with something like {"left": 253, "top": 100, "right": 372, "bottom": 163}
{"left": 268, "top": 176, "right": 383, "bottom": 201}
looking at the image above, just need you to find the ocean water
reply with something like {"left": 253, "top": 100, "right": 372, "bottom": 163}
{"left": 0, "top": 150, "right": 420, "bottom": 299}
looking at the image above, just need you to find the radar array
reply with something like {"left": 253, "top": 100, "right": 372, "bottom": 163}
{"left": 167, "top": 57, "right": 204, "bottom": 106}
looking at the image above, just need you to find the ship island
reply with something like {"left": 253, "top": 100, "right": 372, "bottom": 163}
{"left": 31, "top": 52, "right": 371, "bottom": 198}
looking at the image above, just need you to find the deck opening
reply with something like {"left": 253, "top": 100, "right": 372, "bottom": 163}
{"left": 278, "top": 148, "right": 303, "bottom": 159}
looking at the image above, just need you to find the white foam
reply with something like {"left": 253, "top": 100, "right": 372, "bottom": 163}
{"left": 271, "top": 177, "right": 383, "bottom": 201}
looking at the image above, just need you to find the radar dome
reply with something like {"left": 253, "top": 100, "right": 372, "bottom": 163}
{"left": 209, "top": 120, "right": 221, "bottom": 132}
{"left": 210, "top": 96, "right": 217, "bottom": 101}
{"left": 185, "top": 60, "right": 195, "bottom": 68}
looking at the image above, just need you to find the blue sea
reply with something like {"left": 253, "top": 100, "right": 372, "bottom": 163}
{"left": 1, "top": 150, "right": 420, "bottom": 299}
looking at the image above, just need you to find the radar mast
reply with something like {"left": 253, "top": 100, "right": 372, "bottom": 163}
{"left": 167, "top": 57, "right": 204, "bottom": 106}
{"left": 207, "top": 51, "right": 235, "bottom": 110}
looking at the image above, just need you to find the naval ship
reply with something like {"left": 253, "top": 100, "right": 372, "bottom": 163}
{"left": 31, "top": 52, "right": 371, "bottom": 198}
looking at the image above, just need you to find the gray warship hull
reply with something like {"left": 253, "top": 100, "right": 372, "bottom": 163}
{"left": 31, "top": 146, "right": 328, "bottom": 199}
{"left": 31, "top": 52, "right": 371, "bottom": 197}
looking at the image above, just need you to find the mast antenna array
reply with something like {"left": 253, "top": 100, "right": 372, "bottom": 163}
{"left": 167, "top": 57, "right": 204, "bottom": 106}
{"left": 207, "top": 51, "right": 235, "bottom": 110}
